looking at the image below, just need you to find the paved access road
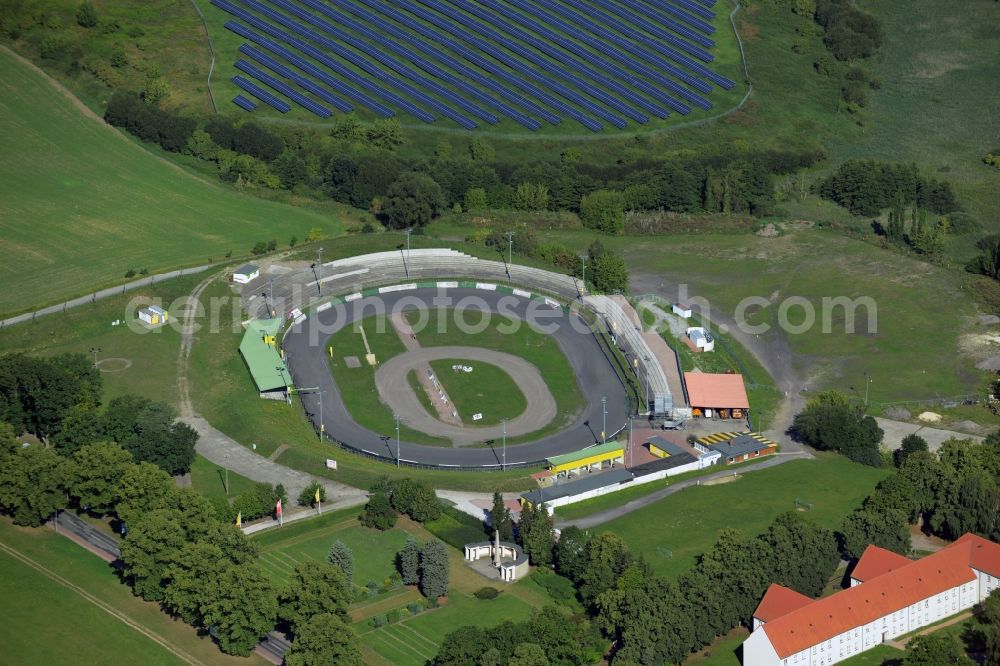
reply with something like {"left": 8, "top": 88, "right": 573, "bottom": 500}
{"left": 282, "top": 288, "right": 629, "bottom": 467}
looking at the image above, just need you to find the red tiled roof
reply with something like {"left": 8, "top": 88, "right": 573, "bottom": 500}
{"left": 762, "top": 542, "right": 978, "bottom": 659}
{"left": 851, "top": 545, "right": 911, "bottom": 582}
{"left": 951, "top": 533, "right": 1000, "bottom": 577}
{"left": 684, "top": 373, "right": 749, "bottom": 409}
{"left": 753, "top": 584, "right": 815, "bottom": 623}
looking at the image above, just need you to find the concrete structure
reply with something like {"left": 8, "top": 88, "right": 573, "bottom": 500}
{"left": 686, "top": 326, "right": 715, "bottom": 352}
{"left": 233, "top": 263, "right": 260, "bottom": 284}
{"left": 673, "top": 303, "right": 692, "bottom": 318}
{"left": 585, "top": 295, "right": 675, "bottom": 416}
{"left": 239, "top": 319, "right": 290, "bottom": 398}
{"left": 464, "top": 531, "right": 529, "bottom": 582}
{"left": 137, "top": 305, "right": 168, "bottom": 326}
{"left": 521, "top": 468, "right": 634, "bottom": 513}
{"left": 695, "top": 432, "right": 777, "bottom": 465}
{"left": 742, "top": 533, "right": 1000, "bottom": 666}
{"left": 546, "top": 442, "right": 624, "bottom": 477}
{"left": 683, "top": 372, "right": 749, "bottom": 419}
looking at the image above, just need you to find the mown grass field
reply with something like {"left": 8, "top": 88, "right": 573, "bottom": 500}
{"left": 596, "top": 455, "right": 890, "bottom": 578}
{"left": 0, "top": 518, "right": 265, "bottom": 666}
{"left": 429, "top": 358, "right": 527, "bottom": 426}
{"left": 409, "top": 308, "right": 586, "bottom": 444}
{"left": 189, "top": 453, "right": 259, "bottom": 501}
{"left": 0, "top": 48, "right": 341, "bottom": 317}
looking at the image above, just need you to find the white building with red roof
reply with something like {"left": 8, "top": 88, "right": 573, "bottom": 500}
{"left": 742, "top": 533, "right": 1000, "bottom": 666}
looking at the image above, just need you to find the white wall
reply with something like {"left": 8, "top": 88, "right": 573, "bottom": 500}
{"left": 745, "top": 580, "right": 980, "bottom": 666}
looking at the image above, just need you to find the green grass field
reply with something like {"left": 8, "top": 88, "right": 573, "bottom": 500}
{"left": 549, "top": 228, "right": 986, "bottom": 404}
{"left": 253, "top": 507, "right": 412, "bottom": 588}
{"left": 0, "top": 48, "right": 341, "bottom": 316}
{"left": 429, "top": 359, "right": 527, "bottom": 426}
{"left": 0, "top": 519, "right": 264, "bottom": 665}
{"left": 408, "top": 309, "right": 585, "bottom": 444}
{"left": 188, "top": 453, "right": 259, "bottom": 501}
{"left": 596, "top": 455, "right": 890, "bottom": 578}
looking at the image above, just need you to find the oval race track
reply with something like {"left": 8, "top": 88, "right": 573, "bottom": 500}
{"left": 282, "top": 288, "right": 629, "bottom": 468}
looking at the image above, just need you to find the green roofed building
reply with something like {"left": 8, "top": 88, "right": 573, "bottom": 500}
{"left": 546, "top": 441, "right": 624, "bottom": 477}
{"left": 239, "top": 318, "right": 290, "bottom": 398}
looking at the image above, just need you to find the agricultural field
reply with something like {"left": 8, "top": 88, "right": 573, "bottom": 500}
{"left": 595, "top": 455, "right": 890, "bottom": 577}
{"left": 202, "top": 0, "right": 745, "bottom": 135}
{"left": 0, "top": 519, "right": 263, "bottom": 666}
{"left": 0, "top": 48, "right": 341, "bottom": 317}
{"left": 429, "top": 358, "right": 527, "bottom": 426}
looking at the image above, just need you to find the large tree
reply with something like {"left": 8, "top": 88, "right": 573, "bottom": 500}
{"left": 70, "top": 442, "right": 133, "bottom": 515}
{"left": 419, "top": 540, "right": 450, "bottom": 599}
{"left": 397, "top": 537, "right": 420, "bottom": 585}
{"left": 590, "top": 252, "right": 629, "bottom": 294}
{"left": 278, "top": 560, "right": 351, "bottom": 635}
{"left": 360, "top": 492, "right": 397, "bottom": 530}
{"left": 0, "top": 444, "right": 72, "bottom": 526}
{"left": 162, "top": 541, "right": 229, "bottom": 626}
{"left": 554, "top": 525, "right": 590, "bottom": 584}
{"left": 578, "top": 532, "right": 632, "bottom": 609}
{"left": 283, "top": 612, "right": 364, "bottom": 666}
{"left": 792, "top": 390, "right": 884, "bottom": 466}
{"left": 115, "top": 461, "right": 175, "bottom": 526}
{"left": 119, "top": 508, "right": 187, "bottom": 600}
{"left": 381, "top": 172, "right": 445, "bottom": 228}
{"left": 327, "top": 540, "right": 354, "bottom": 587}
{"left": 901, "top": 633, "right": 973, "bottom": 665}
{"left": 490, "top": 491, "right": 514, "bottom": 542}
{"left": 202, "top": 562, "right": 277, "bottom": 657}
{"left": 520, "top": 503, "right": 555, "bottom": 567}
{"left": 104, "top": 397, "right": 197, "bottom": 475}
{"left": 839, "top": 507, "right": 911, "bottom": 559}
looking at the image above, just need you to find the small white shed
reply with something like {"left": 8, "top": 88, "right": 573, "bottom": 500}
{"left": 233, "top": 264, "right": 260, "bottom": 284}
{"left": 672, "top": 303, "right": 692, "bottom": 318}
{"left": 686, "top": 326, "right": 715, "bottom": 352}
{"left": 138, "top": 305, "right": 168, "bottom": 326}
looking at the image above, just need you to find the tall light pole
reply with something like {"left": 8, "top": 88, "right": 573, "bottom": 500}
{"left": 501, "top": 417, "right": 507, "bottom": 471}
{"left": 90, "top": 347, "right": 102, "bottom": 368}
{"left": 864, "top": 372, "right": 872, "bottom": 409}
{"left": 395, "top": 414, "right": 401, "bottom": 468}
{"left": 268, "top": 278, "right": 274, "bottom": 317}
{"left": 580, "top": 255, "right": 587, "bottom": 291}
{"left": 601, "top": 396, "right": 607, "bottom": 444}
{"left": 505, "top": 231, "right": 515, "bottom": 282}
{"left": 318, "top": 390, "right": 324, "bottom": 440}
{"left": 316, "top": 247, "right": 324, "bottom": 294}
{"left": 405, "top": 228, "right": 412, "bottom": 262}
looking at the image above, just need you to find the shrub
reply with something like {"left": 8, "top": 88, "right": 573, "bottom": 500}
{"left": 76, "top": 1, "right": 98, "bottom": 28}
{"left": 474, "top": 587, "right": 500, "bottom": 600}
{"left": 370, "top": 614, "right": 386, "bottom": 628}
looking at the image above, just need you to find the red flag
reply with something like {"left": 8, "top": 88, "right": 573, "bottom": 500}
{"left": 276, "top": 499, "right": 283, "bottom": 517}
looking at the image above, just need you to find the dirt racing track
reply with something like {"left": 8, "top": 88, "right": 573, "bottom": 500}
{"left": 282, "top": 288, "right": 629, "bottom": 468}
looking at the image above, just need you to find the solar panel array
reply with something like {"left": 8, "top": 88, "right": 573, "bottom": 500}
{"left": 212, "top": 0, "right": 732, "bottom": 132}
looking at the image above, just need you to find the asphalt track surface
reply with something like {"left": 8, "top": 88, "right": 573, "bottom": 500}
{"left": 374, "top": 346, "right": 557, "bottom": 444}
{"left": 282, "top": 288, "right": 628, "bottom": 467}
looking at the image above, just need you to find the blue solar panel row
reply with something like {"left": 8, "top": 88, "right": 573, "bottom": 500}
{"left": 671, "top": 0, "right": 718, "bottom": 21}
{"left": 213, "top": 0, "right": 733, "bottom": 132}
{"left": 234, "top": 59, "right": 331, "bottom": 117}
{"left": 237, "top": 43, "right": 352, "bottom": 113}
{"left": 587, "top": 0, "right": 715, "bottom": 49}
{"left": 231, "top": 75, "right": 291, "bottom": 112}
{"left": 416, "top": 0, "right": 661, "bottom": 122}
{"left": 390, "top": 0, "right": 624, "bottom": 129}
{"left": 214, "top": 1, "right": 431, "bottom": 120}
{"left": 353, "top": 0, "right": 603, "bottom": 131}
{"left": 471, "top": 0, "right": 691, "bottom": 116}
{"left": 536, "top": 0, "right": 733, "bottom": 93}
{"left": 228, "top": 0, "right": 455, "bottom": 125}
{"left": 501, "top": 0, "right": 711, "bottom": 106}
{"left": 264, "top": 0, "right": 494, "bottom": 126}
{"left": 342, "top": 0, "right": 560, "bottom": 125}
{"left": 225, "top": 20, "right": 392, "bottom": 116}
{"left": 636, "top": 0, "right": 715, "bottom": 34}
{"left": 233, "top": 94, "right": 257, "bottom": 111}
{"left": 299, "top": 0, "right": 543, "bottom": 130}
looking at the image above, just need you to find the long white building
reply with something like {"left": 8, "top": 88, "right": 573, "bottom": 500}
{"left": 743, "top": 533, "right": 1000, "bottom": 666}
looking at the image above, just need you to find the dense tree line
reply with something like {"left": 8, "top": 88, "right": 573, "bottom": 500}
{"left": 100, "top": 91, "right": 825, "bottom": 232}
{"left": 362, "top": 476, "right": 442, "bottom": 527}
{"left": 817, "top": 159, "right": 959, "bottom": 216}
{"left": 0, "top": 429, "right": 363, "bottom": 660}
{"left": 838, "top": 437, "right": 1000, "bottom": 560}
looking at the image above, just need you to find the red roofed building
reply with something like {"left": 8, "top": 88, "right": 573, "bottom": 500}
{"left": 753, "top": 584, "right": 816, "bottom": 630}
{"left": 849, "top": 545, "right": 911, "bottom": 586}
{"left": 684, "top": 372, "right": 750, "bottom": 418}
{"left": 742, "top": 534, "right": 1000, "bottom": 666}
